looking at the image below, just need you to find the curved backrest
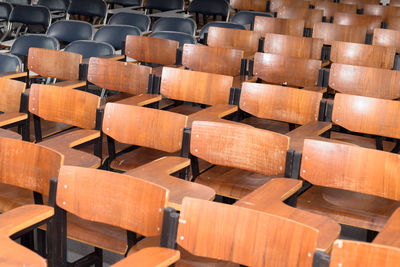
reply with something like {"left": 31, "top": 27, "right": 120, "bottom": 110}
{"left": 312, "top": 22, "right": 367, "bottom": 45}
{"left": 190, "top": 121, "right": 289, "bottom": 175}
{"left": 37, "top": 0, "right": 69, "bottom": 12}
{"left": 363, "top": 4, "right": 400, "bottom": 21}
{"left": 57, "top": 166, "right": 168, "bottom": 237}
{"left": 68, "top": 0, "right": 107, "bottom": 19}
{"left": 149, "top": 31, "right": 196, "bottom": 47}
{"left": 387, "top": 16, "right": 400, "bottom": 30}
{"left": 152, "top": 17, "right": 196, "bottom": 35}
{"left": 9, "top": 5, "right": 51, "bottom": 28}
{"left": 301, "top": 138, "right": 400, "bottom": 200}
{"left": 47, "top": 20, "right": 93, "bottom": 44}
{"left": 270, "top": 0, "right": 310, "bottom": 12}
{"left": 0, "top": 2, "right": 12, "bottom": 21}
{"left": 330, "top": 63, "right": 400, "bottom": 100}
{"left": 277, "top": 7, "right": 323, "bottom": 28}
{"left": 254, "top": 16, "right": 305, "bottom": 37}
{"left": 373, "top": 28, "right": 400, "bottom": 54}
{"left": 0, "top": 77, "right": 26, "bottom": 113}
{"left": 0, "top": 137, "right": 63, "bottom": 196}
{"left": 333, "top": 12, "right": 382, "bottom": 34}
{"left": 103, "top": 103, "right": 187, "bottom": 152}
{"left": 182, "top": 44, "right": 244, "bottom": 76}
{"left": 240, "top": 82, "right": 323, "bottom": 125}
{"left": 178, "top": 197, "right": 318, "bottom": 266}
{"left": 253, "top": 52, "right": 322, "bottom": 87}
{"left": 4, "top": 0, "right": 30, "bottom": 5}
{"left": 11, "top": 34, "right": 59, "bottom": 57}
{"left": 330, "top": 41, "right": 395, "bottom": 69}
{"left": 231, "top": 11, "right": 273, "bottom": 26}
{"left": 188, "top": 0, "right": 229, "bottom": 17}
{"left": 230, "top": 0, "right": 267, "bottom": 12}
{"left": 144, "top": 0, "right": 184, "bottom": 12}
{"left": 199, "top": 21, "right": 246, "bottom": 40}
{"left": 29, "top": 84, "right": 100, "bottom": 129}
{"left": 64, "top": 40, "right": 114, "bottom": 59}
{"left": 332, "top": 93, "right": 400, "bottom": 139}
{"left": 160, "top": 67, "right": 233, "bottom": 106}
{"left": 264, "top": 33, "right": 323, "bottom": 60}
{"left": 93, "top": 25, "right": 141, "bottom": 50}
{"left": 27, "top": 47, "right": 82, "bottom": 81}
{"left": 88, "top": 57, "right": 151, "bottom": 95}
{"left": 315, "top": 1, "right": 357, "bottom": 19}
{"left": 107, "top": 0, "right": 142, "bottom": 7}
{"left": 340, "top": 0, "right": 380, "bottom": 9}
{"left": 0, "top": 53, "right": 22, "bottom": 73}
{"left": 108, "top": 12, "right": 150, "bottom": 32}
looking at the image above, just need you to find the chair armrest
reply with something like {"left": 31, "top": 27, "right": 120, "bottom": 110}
{"left": 0, "top": 71, "right": 27, "bottom": 79}
{"left": 187, "top": 104, "right": 239, "bottom": 127}
{"left": 373, "top": 207, "right": 400, "bottom": 247}
{"left": 0, "top": 112, "right": 28, "bottom": 127}
{"left": 54, "top": 80, "right": 86, "bottom": 89}
{"left": 112, "top": 247, "right": 180, "bottom": 267}
{"left": 286, "top": 121, "right": 332, "bottom": 152}
{"left": 100, "top": 54, "right": 126, "bottom": 61}
{"left": 302, "top": 86, "right": 327, "bottom": 93}
{"left": 104, "top": 94, "right": 162, "bottom": 107}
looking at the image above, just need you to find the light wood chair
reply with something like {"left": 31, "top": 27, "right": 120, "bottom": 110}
{"left": 363, "top": 4, "right": 400, "bottom": 21}
{"left": 253, "top": 16, "right": 305, "bottom": 37}
{"left": 230, "top": 0, "right": 268, "bottom": 12}
{"left": 277, "top": 7, "right": 323, "bottom": 36}
{"left": 340, "top": 0, "right": 381, "bottom": 9}
{"left": 312, "top": 22, "right": 367, "bottom": 45}
{"left": 314, "top": 1, "right": 357, "bottom": 22}
{"left": 387, "top": 16, "right": 400, "bottom": 31}
{"left": 372, "top": 28, "right": 400, "bottom": 69}
{"left": 269, "top": 0, "right": 310, "bottom": 13}
{"left": 333, "top": 12, "right": 382, "bottom": 35}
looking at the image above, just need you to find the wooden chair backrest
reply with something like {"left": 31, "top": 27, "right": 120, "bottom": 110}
{"left": 264, "top": 33, "right": 323, "bottom": 60}
{"left": 330, "top": 240, "right": 400, "bottom": 267}
{"left": 160, "top": 67, "right": 233, "bottom": 106}
{"left": 329, "top": 63, "right": 400, "bottom": 100}
{"left": 190, "top": 121, "right": 289, "bottom": 176}
{"left": 27, "top": 48, "right": 82, "bottom": 81}
{"left": 177, "top": 197, "right": 318, "bottom": 266}
{"left": 330, "top": 41, "right": 395, "bottom": 69}
{"left": 240, "top": 82, "right": 323, "bottom": 125}
{"left": 301, "top": 139, "right": 400, "bottom": 200}
{"left": 254, "top": 16, "right": 305, "bottom": 37}
{"left": 387, "top": 16, "right": 400, "bottom": 31}
{"left": 87, "top": 57, "right": 151, "bottom": 95}
{"left": 57, "top": 166, "right": 168, "bottom": 237}
{"left": 182, "top": 44, "right": 244, "bottom": 77}
{"left": 0, "top": 78, "right": 26, "bottom": 113}
{"left": 230, "top": 0, "right": 267, "bottom": 11}
{"left": 277, "top": 7, "right": 323, "bottom": 28}
{"left": 0, "top": 137, "right": 63, "bottom": 196}
{"left": 269, "top": 0, "right": 310, "bottom": 13}
{"left": 332, "top": 93, "right": 400, "bottom": 139}
{"left": 340, "top": 0, "right": 380, "bottom": 9}
{"left": 253, "top": 52, "right": 321, "bottom": 87}
{"left": 373, "top": 28, "right": 400, "bottom": 54}
{"left": 103, "top": 103, "right": 187, "bottom": 153}
{"left": 391, "top": 0, "right": 400, "bottom": 7}
{"left": 207, "top": 27, "right": 261, "bottom": 58}
{"left": 29, "top": 84, "right": 100, "bottom": 129}
{"left": 333, "top": 12, "right": 382, "bottom": 34}
{"left": 314, "top": 1, "right": 357, "bottom": 18}
{"left": 363, "top": 4, "right": 400, "bottom": 21}
{"left": 313, "top": 22, "right": 367, "bottom": 45}
{"left": 125, "top": 35, "right": 179, "bottom": 66}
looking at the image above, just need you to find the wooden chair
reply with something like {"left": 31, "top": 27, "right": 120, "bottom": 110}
{"left": 313, "top": 22, "right": 367, "bottom": 45}
{"left": 103, "top": 103, "right": 215, "bottom": 210}
{"left": 330, "top": 41, "right": 396, "bottom": 69}
{"left": 333, "top": 12, "right": 382, "bottom": 35}
{"left": 314, "top": 1, "right": 357, "bottom": 22}
{"left": 253, "top": 16, "right": 305, "bottom": 37}
{"left": 390, "top": 0, "right": 400, "bottom": 7}
{"left": 277, "top": 7, "right": 324, "bottom": 36}
{"left": 29, "top": 84, "right": 102, "bottom": 168}
{"left": 387, "top": 16, "right": 400, "bottom": 30}
{"left": 269, "top": 0, "right": 310, "bottom": 13}
{"left": 230, "top": 0, "right": 268, "bottom": 12}
{"left": 364, "top": 4, "right": 400, "bottom": 21}
{"left": 297, "top": 138, "right": 400, "bottom": 233}
{"left": 372, "top": 28, "right": 400, "bottom": 69}
{"left": 340, "top": 0, "right": 381, "bottom": 9}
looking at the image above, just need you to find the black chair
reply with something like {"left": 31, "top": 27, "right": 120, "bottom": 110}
{"left": 231, "top": 10, "right": 273, "bottom": 29}
{"left": 46, "top": 20, "right": 93, "bottom": 46}
{"left": 152, "top": 17, "right": 196, "bottom": 35}
{"left": 0, "top": 2, "right": 12, "bottom": 42}
{"left": 67, "top": 0, "right": 107, "bottom": 25}
{"left": 0, "top": 53, "right": 22, "bottom": 73}
{"left": 93, "top": 25, "right": 141, "bottom": 50}
{"left": 144, "top": 0, "right": 184, "bottom": 13}
{"left": 198, "top": 21, "right": 246, "bottom": 43}
{"left": 10, "top": 34, "right": 59, "bottom": 62}
{"left": 108, "top": 12, "right": 150, "bottom": 32}
{"left": 188, "top": 0, "right": 229, "bottom": 25}
{"left": 37, "top": 0, "right": 69, "bottom": 12}
{"left": 107, "top": 0, "right": 142, "bottom": 8}
{"left": 149, "top": 31, "right": 196, "bottom": 47}
{"left": 3, "top": 0, "right": 31, "bottom": 5}
{"left": 64, "top": 40, "right": 114, "bottom": 59}
{"left": 8, "top": 5, "right": 51, "bottom": 38}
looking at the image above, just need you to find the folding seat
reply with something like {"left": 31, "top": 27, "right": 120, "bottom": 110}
{"left": 64, "top": 40, "right": 115, "bottom": 59}
{"left": 277, "top": 7, "right": 324, "bottom": 36}
{"left": 230, "top": 0, "right": 268, "bottom": 12}
{"left": 188, "top": 0, "right": 229, "bottom": 25}
{"left": 144, "top": 0, "right": 184, "bottom": 14}
{"left": 151, "top": 17, "right": 196, "bottom": 35}
{"left": 46, "top": 20, "right": 93, "bottom": 47}
{"left": 149, "top": 31, "right": 196, "bottom": 47}
{"left": 93, "top": 24, "right": 141, "bottom": 51}
{"left": 198, "top": 21, "right": 246, "bottom": 44}
{"left": 312, "top": 22, "right": 367, "bottom": 45}
{"left": 108, "top": 12, "right": 150, "bottom": 32}
{"left": 254, "top": 16, "right": 305, "bottom": 37}
{"left": 230, "top": 11, "right": 273, "bottom": 30}
{"left": 67, "top": 0, "right": 107, "bottom": 25}
{"left": 314, "top": 1, "right": 357, "bottom": 22}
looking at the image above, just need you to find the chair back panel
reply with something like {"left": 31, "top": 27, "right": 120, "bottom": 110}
{"left": 270, "top": 0, "right": 310, "bottom": 12}
{"left": 254, "top": 16, "right": 304, "bottom": 37}
{"left": 333, "top": 12, "right": 382, "bottom": 34}
{"left": 312, "top": 22, "right": 367, "bottom": 45}
{"left": 230, "top": 0, "right": 267, "bottom": 11}
{"left": 0, "top": 78, "right": 26, "bottom": 113}
{"left": 314, "top": 1, "right": 357, "bottom": 18}
{"left": 277, "top": 7, "right": 323, "bottom": 28}
{"left": 372, "top": 28, "right": 400, "bottom": 54}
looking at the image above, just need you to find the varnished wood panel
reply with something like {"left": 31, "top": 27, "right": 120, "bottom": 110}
{"left": 112, "top": 247, "right": 180, "bottom": 267}
{"left": 329, "top": 63, "right": 400, "bottom": 99}
{"left": 332, "top": 93, "right": 400, "bottom": 139}
{"left": 254, "top": 16, "right": 305, "bottom": 37}
{"left": 0, "top": 137, "right": 63, "bottom": 195}
{"left": 125, "top": 35, "right": 179, "bottom": 66}
{"left": 270, "top": 0, "right": 310, "bottom": 12}
{"left": 182, "top": 44, "right": 244, "bottom": 77}
{"left": 364, "top": 4, "right": 400, "bottom": 21}
{"left": 387, "top": 16, "right": 400, "bottom": 30}
{"left": 333, "top": 12, "right": 382, "bottom": 34}
{"left": 330, "top": 41, "right": 395, "bottom": 69}
{"left": 340, "top": 0, "right": 381, "bottom": 9}
{"left": 313, "top": 22, "right": 367, "bottom": 45}
{"left": 230, "top": 0, "right": 267, "bottom": 11}
{"left": 374, "top": 208, "right": 400, "bottom": 247}
{"left": 315, "top": 1, "right": 357, "bottom": 19}
{"left": 301, "top": 139, "right": 400, "bottom": 200}
{"left": 87, "top": 57, "right": 151, "bottom": 95}
{"left": 264, "top": 33, "right": 323, "bottom": 59}
{"left": 190, "top": 121, "right": 289, "bottom": 176}
{"left": 103, "top": 103, "right": 187, "bottom": 153}
{"left": 29, "top": 84, "right": 100, "bottom": 130}
{"left": 160, "top": 67, "right": 233, "bottom": 106}
{"left": 391, "top": 0, "right": 400, "bottom": 7}
{"left": 27, "top": 48, "right": 82, "bottom": 81}
{"left": 253, "top": 52, "right": 322, "bottom": 87}
{"left": 373, "top": 28, "right": 400, "bottom": 53}
{"left": 207, "top": 27, "right": 261, "bottom": 58}
{"left": 240, "top": 82, "right": 322, "bottom": 125}
{"left": 278, "top": 7, "right": 323, "bottom": 28}
{"left": 57, "top": 166, "right": 168, "bottom": 237}
{"left": 0, "top": 78, "right": 26, "bottom": 113}
{"left": 177, "top": 197, "right": 318, "bottom": 266}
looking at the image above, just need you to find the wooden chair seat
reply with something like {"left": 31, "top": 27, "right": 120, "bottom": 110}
{"left": 0, "top": 184, "right": 34, "bottom": 212}
{"left": 330, "top": 131, "right": 395, "bottom": 151}
{"left": 0, "top": 112, "right": 27, "bottom": 127}
{"left": 297, "top": 186, "right": 400, "bottom": 231}
{"left": 0, "top": 128, "right": 21, "bottom": 140}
